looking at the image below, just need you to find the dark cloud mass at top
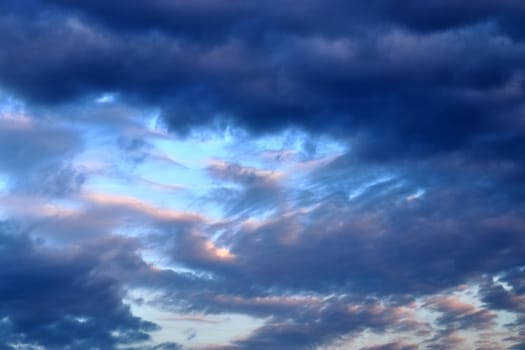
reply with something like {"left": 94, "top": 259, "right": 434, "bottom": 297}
{"left": 0, "top": 1, "right": 525, "bottom": 350}
{"left": 0, "top": 0, "right": 524, "bottom": 158}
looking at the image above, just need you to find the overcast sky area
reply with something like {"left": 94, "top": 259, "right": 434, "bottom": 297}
{"left": 1, "top": 1, "right": 525, "bottom": 349}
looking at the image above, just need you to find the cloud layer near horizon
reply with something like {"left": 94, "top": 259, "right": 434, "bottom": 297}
{"left": 0, "top": 1, "right": 524, "bottom": 349}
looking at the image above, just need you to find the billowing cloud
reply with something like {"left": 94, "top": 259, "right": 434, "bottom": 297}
{"left": 0, "top": 222, "right": 159, "bottom": 349}
{"left": 0, "top": 1, "right": 524, "bottom": 349}
{"left": 0, "top": 0, "right": 524, "bottom": 163}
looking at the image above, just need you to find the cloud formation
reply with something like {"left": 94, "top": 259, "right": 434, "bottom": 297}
{"left": 0, "top": 222, "right": 159, "bottom": 349}
{"left": 0, "top": 0, "right": 523, "bottom": 160}
{"left": 0, "top": 1, "right": 524, "bottom": 349}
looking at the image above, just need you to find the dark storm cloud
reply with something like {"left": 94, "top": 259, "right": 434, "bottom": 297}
{"left": 366, "top": 0, "right": 525, "bottom": 37}
{"left": 0, "top": 0, "right": 524, "bottom": 162}
{"left": 39, "top": 0, "right": 525, "bottom": 39}
{"left": 42, "top": 0, "right": 259, "bottom": 39}
{"left": 0, "top": 222, "right": 159, "bottom": 350}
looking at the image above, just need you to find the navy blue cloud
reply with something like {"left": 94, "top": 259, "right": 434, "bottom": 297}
{"left": 0, "top": 222, "right": 160, "bottom": 349}
{"left": 0, "top": 0, "right": 524, "bottom": 164}
{"left": 38, "top": 0, "right": 525, "bottom": 39}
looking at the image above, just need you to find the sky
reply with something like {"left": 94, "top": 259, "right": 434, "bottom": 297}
{"left": 0, "top": 1, "right": 525, "bottom": 349}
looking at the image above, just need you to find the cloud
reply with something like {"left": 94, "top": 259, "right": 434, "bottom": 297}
{"left": 203, "top": 297, "right": 421, "bottom": 350}
{"left": 205, "top": 160, "right": 285, "bottom": 216}
{"left": 424, "top": 296, "right": 496, "bottom": 330}
{"left": 480, "top": 282, "right": 525, "bottom": 314}
{"left": 1, "top": 1, "right": 525, "bottom": 349}
{"left": 0, "top": 0, "right": 524, "bottom": 165}
{"left": 424, "top": 326, "right": 465, "bottom": 350}
{"left": 37, "top": 0, "right": 525, "bottom": 40}
{"left": 360, "top": 342, "right": 419, "bottom": 350}
{"left": 0, "top": 222, "right": 159, "bottom": 349}
{"left": 126, "top": 342, "right": 183, "bottom": 350}
{"left": 137, "top": 141, "right": 525, "bottom": 348}
{"left": 0, "top": 114, "right": 84, "bottom": 196}
{"left": 479, "top": 276, "right": 525, "bottom": 349}
{"left": 202, "top": 180, "right": 525, "bottom": 296}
